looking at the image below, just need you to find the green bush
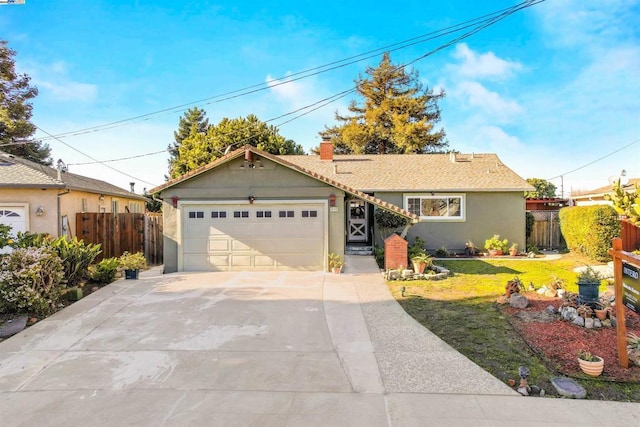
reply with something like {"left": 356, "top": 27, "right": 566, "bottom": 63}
{"left": 50, "top": 237, "right": 102, "bottom": 287}
{"left": 89, "top": 257, "right": 120, "bottom": 284}
{"left": 0, "top": 224, "right": 14, "bottom": 248}
{"left": 118, "top": 251, "right": 147, "bottom": 270}
{"left": 559, "top": 205, "right": 620, "bottom": 262}
{"left": 0, "top": 247, "right": 65, "bottom": 316}
{"left": 12, "top": 231, "right": 51, "bottom": 248}
{"left": 525, "top": 212, "right": 535, "bottom": 240}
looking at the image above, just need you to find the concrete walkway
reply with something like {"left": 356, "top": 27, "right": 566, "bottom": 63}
{"left": 0, "top": 258, "right": 638, "bottom": 426}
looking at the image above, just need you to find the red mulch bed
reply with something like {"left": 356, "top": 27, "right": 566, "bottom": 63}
{"left": 503, "top": 294, "right": 640, "bottom": 382}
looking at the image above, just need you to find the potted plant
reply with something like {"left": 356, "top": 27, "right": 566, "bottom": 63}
{"left": 411, "top": 251, "right": 432, "bottom": 275}
{"left": 484, "top": 234, "right": 508, "bottom": 256}
{"left": 627, "top": 332, "right": 640, "bottom": 366}
{"left": 509, "top": 243, "right": 518, "bottom": 257}
{"left": 119, "top": 251, "right": 147, "bottom": 279}
{"left": 577, "top": 350, "right": 604, "bottom": 376}
{"left": 576, "top": 265, "right": 602, "bottom": 305}
{"left": 328, "top": 252, "right": 344, "bottom": 274}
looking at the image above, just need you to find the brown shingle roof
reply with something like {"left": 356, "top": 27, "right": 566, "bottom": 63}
{"left": 571, "top": 178, "right": 640, "bottom": 198}
{"left": 151, "top": 146, "right": 420, "bottom": 221}
{"left": 284, "top": 153, "right": 532, "bottom": 192}
{"left": 0, "top": 151, "right": 147, "bottom": 200}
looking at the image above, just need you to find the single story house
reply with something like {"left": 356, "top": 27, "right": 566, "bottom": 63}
{"left": 151, "top": 140, "right": 533, "bottom": 273}
{"left": 0, "top": 151, "right": 148, "bottom": 239}
{"left": 570, "top": 178, "right": 639, "bottom": 207}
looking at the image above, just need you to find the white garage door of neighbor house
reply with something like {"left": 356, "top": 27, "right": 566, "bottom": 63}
{"left": 182, "top": 203, "right": 325, "bottom": 271}
{"left": 0, "top": 207, "right": 27, "bottom": 235}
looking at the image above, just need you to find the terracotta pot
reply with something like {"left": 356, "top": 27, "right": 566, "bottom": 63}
{"left": 578, "top": 356, "right": 604, "bottom": 377}
{"left": 509, "top": 249, "right": 518, "bottom": 256}
{"left": 594, "top": 309, "right": 608, "bottom": 321}
{"left": 488, "top": 249, "right": 503, "bottom": 256}
{"left": 412, "top": 261, "right": 427, "bottom": 274}
{"left": 331, "top": 267, "right": 342, "bottom": 274}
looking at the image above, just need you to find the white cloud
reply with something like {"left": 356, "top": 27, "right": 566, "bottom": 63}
{"left": 266, "top": 73, "right": 308, "bottom": 108}
{"left": 456, "top": 81, "right": 523, "bottom": 119}
{"left": 37, "top": 80, "right": 97, "bottom": 102}
{"left": 25, "top": 60, "right": 98, "bottom": 103}
{"left": 450, "top": 43, "right": 523, "bottom": 80}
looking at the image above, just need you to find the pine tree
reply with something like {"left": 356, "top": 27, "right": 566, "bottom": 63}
{"left": 168, "top": 107, "right": 209, "bottom": 164}
{"left": 0, "top": 40, "right": 51, "bottom": 165}
{"left": 168, "top": 114, "right": 304, "bottom": 179}
{"left": 322, "top": 53, "right": 447, "bottom": 154}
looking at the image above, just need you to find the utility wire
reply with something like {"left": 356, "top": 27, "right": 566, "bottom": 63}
{"left": 35, "top": 0, "right": 542, "bottom": 142}
{"left": 34, "top": 125, "right": 158, "bottom": 187}
{"left": 28, "top": 0, "right": 543, "bottom": 170}
{"left": 547, "top": 138, "right": 640, "bottom": 181}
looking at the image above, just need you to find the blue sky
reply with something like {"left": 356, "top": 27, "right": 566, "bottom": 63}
{"left": 1, "top": 0, "right": 638, "bottom": 196}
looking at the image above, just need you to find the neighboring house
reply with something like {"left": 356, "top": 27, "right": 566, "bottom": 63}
{"left": 570, "top": 178, "right": 640, "bottom": 207}
{"left": 151, "top": 140, "right": 533, "bottom": 273}
{"left": 0, "top": 151, "right": 148, "bottom": 239}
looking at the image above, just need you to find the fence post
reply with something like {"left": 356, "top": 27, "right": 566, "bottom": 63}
{"left": 610, "top": 237, "right": 629, "bottom": 368}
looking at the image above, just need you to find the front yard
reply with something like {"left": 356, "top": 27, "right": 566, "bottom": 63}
{"left": 387, "top": 253, "right": 640, "bottom": 402}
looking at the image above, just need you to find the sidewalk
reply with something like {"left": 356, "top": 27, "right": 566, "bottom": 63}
{"left": 335, "top": 255, "right": 640, "bottom": 426}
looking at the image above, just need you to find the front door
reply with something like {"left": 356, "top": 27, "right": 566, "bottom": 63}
{"left": 347, "top": 199, "right": 367, "bottom": 242}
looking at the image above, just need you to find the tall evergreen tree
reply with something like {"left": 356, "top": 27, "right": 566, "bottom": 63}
{"left": 169, "top": 114, "right": 304, "bottom": 179}
{"left": 322, "top": 53, "right": 447, "bottom": 154}
{"left": 0, "top": 40, "right": 51, "bottom": 165}
{"left": 168, "top": 107, "right": 209, "bottom": 166}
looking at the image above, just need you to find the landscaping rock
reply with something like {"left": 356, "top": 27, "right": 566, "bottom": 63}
{"left": 550, "top": 377, "right": 586, "bottom": 399}
{"left": 510, "top": 294, "right": 529, "bottom": 309}
{"left": 585, "top": 318, "right": 594, "bottom": 329}
{"left": 544, "top": 289, "right": 558, "bottom": 298}
{"left": 537, "top": 286, "right": 547, "bottom": 295}
{"left": 594, "top": 319, "right": 602, "bottom": 328}
{"left": 562, "top": 306, "right": 578, "bottom": 321}
{"left": 517, "top": 386, "right": 529, "bottom": 396}
{"left": 573, "top": 316, "right": 585, "bottom": 327}
{"left": 611, "top": 316, "right": 617, "bottom": 327}
{"left": 545, "top": 305, "right": 556, "bottom": 314}
{"left": 530, "top": 385, "right": 541, "bottom": 395}
{"left": 0, "top": 315, "right": 28, "bottom": 338}
{"left": 602, "top": 319, "right": 612, "bottom": 328}
{"left": 496, "top": 295, "right": 509, "bottom": 305}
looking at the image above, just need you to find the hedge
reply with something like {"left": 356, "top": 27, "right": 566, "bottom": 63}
{"left": 558, "top": 205, "right": 620, "bottom": 261}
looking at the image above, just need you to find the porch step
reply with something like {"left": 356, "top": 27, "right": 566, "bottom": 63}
{"left": 346, "top": 246, "right": 373, "bottom": 255}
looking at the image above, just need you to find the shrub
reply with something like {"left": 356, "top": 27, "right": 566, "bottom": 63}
{"left": 89, "top": 257, "right": 120, "bottom": 284}
{"left": 559, "top": 205, "right": 620, "bottom": 262}
{"left": 0, "top": 224, "right": 14, "bottom": 249}
{"left": 119, "top": 251, "right": 147, "bottom": 270}
{"left": 13, "top": 231, "right": 51, "bottom": 248}
{"left": 408, "top": 236, "right": 427, "bottom": 259}
{"left": 484, "top": 234, "right": 508, "bottom": 252}
{"left": 525, "top": 212, "right": 535, "bottom": 240}
{"left": 0, "top": 247, "right": 65, "bottom": 316}
{"left": 435, "top": 246, "right": 449, "bottom": 258}
{"left": 374, "top": 209, "right": 408, "bottom": 240}
{"left": 373, "top": 246, "right": 384, "bottom": 269}
{"left": 50, "top": 237, "right": 102, "bottom": 287}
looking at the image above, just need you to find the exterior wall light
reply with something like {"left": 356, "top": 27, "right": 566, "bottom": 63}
{"left": 36, "top": 206, "right": 45, "bottom": 216}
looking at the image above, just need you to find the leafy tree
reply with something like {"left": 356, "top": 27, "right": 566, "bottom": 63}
{"left": 0, "top": 40, "right": 51, "bottom": 165}
{"left": 169, "top": 114, "right": 304, "bottom": 179}
{"left": 525, "top": 178, "right": 557, "bottom": 198}
{"left": 321, "top": 52, "right": 447, "bottom": 154}
{"left": 167, "top": 107, "right": 209, "bottom": 166}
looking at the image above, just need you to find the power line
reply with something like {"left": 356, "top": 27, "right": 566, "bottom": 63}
{"left": 34, "top": 125, "right": 159, "bottom": 187}
{"left": 547, "top": 138, "right": 640, "bottom": 181}
{"left": 35, "top": 0, "right": 543, "bottom": 142}
{"left": 67, "top": 149, "right": 168, "bottom": 166}
{"left": 32, "top": 0, "right": 544, "bottom": 170}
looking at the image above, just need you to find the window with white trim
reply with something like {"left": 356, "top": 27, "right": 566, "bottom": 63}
{"left": 405, "top": 194, "right": 465, "bottom": 220}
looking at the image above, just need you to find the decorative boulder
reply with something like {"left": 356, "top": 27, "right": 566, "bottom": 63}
{"left": 510, "top": 294, "right": 529, "bottom": 309}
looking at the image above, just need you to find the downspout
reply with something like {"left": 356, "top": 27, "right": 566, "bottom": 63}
{"left": 57, "top": 189, "right": 70, "bottom": 237}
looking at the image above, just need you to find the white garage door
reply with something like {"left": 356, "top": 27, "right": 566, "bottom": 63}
{"left": 0, "top": 206, "right": 27, "bottom": 254}
{"left": 0, "top": 207, "right": 26, "bottom": 235}
{"left": 181, "top": 203, "right": 325, "bottom": 271}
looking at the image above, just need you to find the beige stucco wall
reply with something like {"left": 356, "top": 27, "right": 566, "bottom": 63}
{"left": 158, "top": 157, "right": 345, "bottom": 273}
{"left": 0, "top": 188, "right": 59, "bottom": 236}
{"left": 0, "top": 188, "right": 145, "bottom": 238}
{"left": 375, "top": 191, "right": 527, "bottom": 253}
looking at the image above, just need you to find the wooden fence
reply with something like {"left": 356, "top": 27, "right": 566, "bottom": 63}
{"left": 76, "top": 213, "right": 162, "bottom": 264}
{"left": 528, "top": 210, "right": 564, "bottom": 250}
{"left": 620, "top": 219, "right": 640, "bottom": 252}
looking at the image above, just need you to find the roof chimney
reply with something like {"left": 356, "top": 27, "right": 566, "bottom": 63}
{"left": 320, "top": 136, "right": 333, "bottom": 161}
{"left": 129, "top": 182, "right": 135, "bottom": 193}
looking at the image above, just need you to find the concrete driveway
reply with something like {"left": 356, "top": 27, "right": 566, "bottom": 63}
{"left": 1, "top": 257, "right": 637, "bottom": 426}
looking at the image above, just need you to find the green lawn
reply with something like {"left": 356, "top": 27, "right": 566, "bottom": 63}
{"left": 387, "top": 254, "right": 640, "bottom": 402}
